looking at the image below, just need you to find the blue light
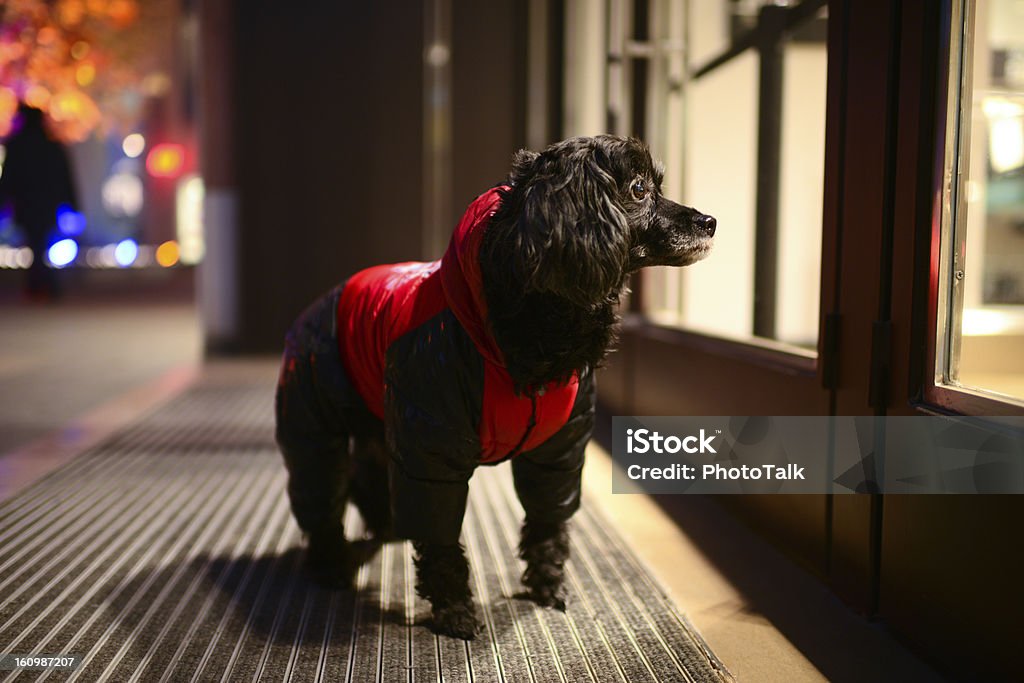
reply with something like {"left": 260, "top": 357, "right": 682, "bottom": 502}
{"left": 56, "top": 204, "right": 86, "bottom": 236}
{"left": 48, "top": 239, "right": 78, "bottom": 267}
{"left": 114, "top": 239, "right": 138, "bottom": 267}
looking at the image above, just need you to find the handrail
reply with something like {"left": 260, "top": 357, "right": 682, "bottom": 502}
{"left": 690, "top": 0, "right": 827, "bottom": 80}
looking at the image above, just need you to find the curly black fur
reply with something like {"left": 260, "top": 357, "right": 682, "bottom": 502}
{"left": 518, "top": 519, "right": 570, "bottom": 610}
{"left": 481, "top": 135, "right": 715, "bottom": 391}
{"left": 413, "top": 542, "right": 478, "bottom": 639}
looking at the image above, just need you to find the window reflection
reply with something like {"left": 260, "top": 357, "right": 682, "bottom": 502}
{"left": 945, "top": 0, "right": 1024, "bottom": 402}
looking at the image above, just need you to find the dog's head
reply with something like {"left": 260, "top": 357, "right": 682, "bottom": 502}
{"left": 499, "top": 135, "right": 715, "bottom": 306}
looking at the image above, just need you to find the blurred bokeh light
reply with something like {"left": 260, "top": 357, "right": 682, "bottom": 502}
{"left": 122, "top": 132, "right": 145, "bottom": 158}
{"left": 114, "top": 238, "right": 138, "bottom": 267}
{"left": 47, "top": 238, "right": 78, "bottom": 267}
{"left": 146, "top": 142, "right": 185, "bottom": 178}
{"left": 0, "top": 0, "right": 156, "bottom": 142}
{"left": 155, "top": 239, "right": 179, "bottom": 268}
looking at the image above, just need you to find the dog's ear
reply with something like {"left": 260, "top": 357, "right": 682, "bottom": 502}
{"left": 512, "top": 143, "right": 631, "bottom": 305}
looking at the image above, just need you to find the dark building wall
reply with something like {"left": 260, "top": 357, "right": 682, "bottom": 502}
{"left": 227, "top": 1, "right": 528, "bottom": 352}
{"left": 450, "top": 0, "right": 528, "bottom": 221}
{"left": 232, "top": 2, "right": 426, "bottom": 352}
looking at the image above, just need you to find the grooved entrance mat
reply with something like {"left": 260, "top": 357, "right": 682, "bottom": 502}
{"left": 0, "top": 365, "right": 731, "bottom": 682}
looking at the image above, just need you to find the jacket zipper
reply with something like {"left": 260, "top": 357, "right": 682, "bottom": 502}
{"left": 495, "top": 393, "right": 538, "bottom": 463}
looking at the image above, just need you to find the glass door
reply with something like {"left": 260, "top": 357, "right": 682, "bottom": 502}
{"left": 932, "top": 0, "right": 1024, "bottom": 411}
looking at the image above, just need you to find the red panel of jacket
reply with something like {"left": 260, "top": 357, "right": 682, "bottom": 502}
{"left": 336, "top": 187, "right": 579, "bottom": 463}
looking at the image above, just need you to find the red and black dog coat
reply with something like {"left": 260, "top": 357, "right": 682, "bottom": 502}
{"left": 276, "top": 187, "right": 595, "bottom": 546}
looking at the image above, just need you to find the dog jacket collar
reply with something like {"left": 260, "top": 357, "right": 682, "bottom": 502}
{"left": 439, "top": 187, "right": 506, "bottom": 367}
{"left": 336, "top": 186, "right": 579, "bottom": 463}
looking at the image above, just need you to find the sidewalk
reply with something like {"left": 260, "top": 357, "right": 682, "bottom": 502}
{"left": 0, "top": 282, "right": 201, "bottom": 456}
{"left": 0, "top": 297, "right": 201, "bottom": 499}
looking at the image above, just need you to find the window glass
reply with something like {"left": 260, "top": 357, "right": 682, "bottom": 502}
{"left": 643, "top": 0, "right": 826, "bottom": 351}
{"left": 776, "top": 39, "right": 826, "bottom": 347}
{"left": 942, "top": 0, "right": 1024, "bottom": 403}
{"left": 672, "top": 50, "right": 759, "bottom": 337}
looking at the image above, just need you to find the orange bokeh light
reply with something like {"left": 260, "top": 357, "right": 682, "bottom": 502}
{"left": 155, "top": 240, "right": 180, "bottom": 268}
{"left": 76, "top": 63, "right": 96, "bottom": 86}
{"left": 36, "top": 26, "right": 59, "bottom": 46}
{"left": 107, "top": 0, "right": 140, "bottom": 28}
{"left": 0, "top": 88, "right": 17, "bottom": 137}
{"left": 146, "top": 143, "right": 186, "bottom": 178}
{"left": 47, "top": 89, "right": 102, "bottom": 142}
{"left": 24, "top": 85, "right": 51, "bottom": 110}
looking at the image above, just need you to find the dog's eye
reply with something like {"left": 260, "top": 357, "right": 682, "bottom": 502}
{"left": 631, "top": 179, "right": 647, "bottom": 200}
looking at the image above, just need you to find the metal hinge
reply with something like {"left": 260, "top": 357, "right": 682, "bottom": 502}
{"left": 868, "top": 320, "right": 892, "bottom": 411}
{"left": 821, "top": 312, "right": 841, "bottom": 390}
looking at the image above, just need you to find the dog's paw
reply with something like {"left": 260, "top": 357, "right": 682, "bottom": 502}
{"left": 516, "top": 587, "right": 567, "bottom": 612}
{"left": 533, "top": 587, "right": 567, "bottom": 611}
{"left": 431, "top": 603, "right": 479, "bottom": 640}
{"left": 306, "top": 531, "right": 358, "bottom": 589}
{"left": 307, "top": 550, "right": 355, "bottom": 589}
{"left": 349, "top": 538, "right": 384, "bottom": 565}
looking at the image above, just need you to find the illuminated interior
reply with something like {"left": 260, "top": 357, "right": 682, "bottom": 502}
{"left": 948, "top": 0, "right": 1024, "bottom": 402}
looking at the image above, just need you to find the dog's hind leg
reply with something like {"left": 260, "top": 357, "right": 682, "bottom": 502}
{"left": 349, "top": 434, "right": 395, "bottom": 542}
{"left": 276, "top": 356, "right": 362, "bottom": 589}
{"left": 277, "top": 426, "right": 360, "bottom": 588}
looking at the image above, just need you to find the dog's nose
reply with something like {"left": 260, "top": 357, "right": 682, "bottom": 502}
{"left": 697, "top": 214, "right": 716, "bottom": 237}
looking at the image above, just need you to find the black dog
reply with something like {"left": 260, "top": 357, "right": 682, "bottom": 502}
{"left": 275, "top": 135, "right": 715, "bottom": 639}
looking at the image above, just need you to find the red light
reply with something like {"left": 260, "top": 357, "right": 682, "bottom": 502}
{"left": 146, "top": 143, "right": 185, "bottom": 178}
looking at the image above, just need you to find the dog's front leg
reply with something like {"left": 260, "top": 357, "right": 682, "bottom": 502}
{"left": 413, "top": 541, "right": 478, "bottom": 639}
{"left": 519, "top": 518, "right": 570, "bottom": 610}
{"left": 383, "top": 337, "right": 482, "bottom": 639}
{"left": 387, "top": 451, "right": 478, "bottom": 639}
{"left": 510, "top": 404, "right": 591, "bottom": 611}
{"left": 509, "top": 372, "right": 594, "bottom": 611}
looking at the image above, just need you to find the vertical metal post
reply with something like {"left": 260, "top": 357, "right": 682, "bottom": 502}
{"left": 197, "top": 0, "right": 238, "bottom": 352}
{"left": 606, "top": 0, "right": 630, "bottom": 136}
{"left": 527, "top": 0, "right": 551, "bottom": 150}
{"left": 753, "top": 4, "right": 786, "bottom": 339}
{"left": 423, "top": 0, "right": 453, "bottom": 259}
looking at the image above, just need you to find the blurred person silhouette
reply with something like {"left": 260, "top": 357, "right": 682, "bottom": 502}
{"left": 0, "top": 103, "right": 79, "bottom": 301}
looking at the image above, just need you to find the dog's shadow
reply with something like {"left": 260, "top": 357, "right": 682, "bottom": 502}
{"left": 204, "top": 546, "right": 532, "bottom": 642}
{"left": 106, "top": 544, "right": 521, "bottom": 650}
{"left": 200, "top": 545, "right": 418, "bottom": 640}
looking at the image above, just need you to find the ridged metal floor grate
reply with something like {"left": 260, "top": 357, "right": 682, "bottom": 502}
{"left": 0, "top": 365, "right": 729, "bottom": 682}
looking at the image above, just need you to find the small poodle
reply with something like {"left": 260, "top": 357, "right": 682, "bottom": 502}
{"left": 275, "top": 135, "right": 715, "bottom": 639}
